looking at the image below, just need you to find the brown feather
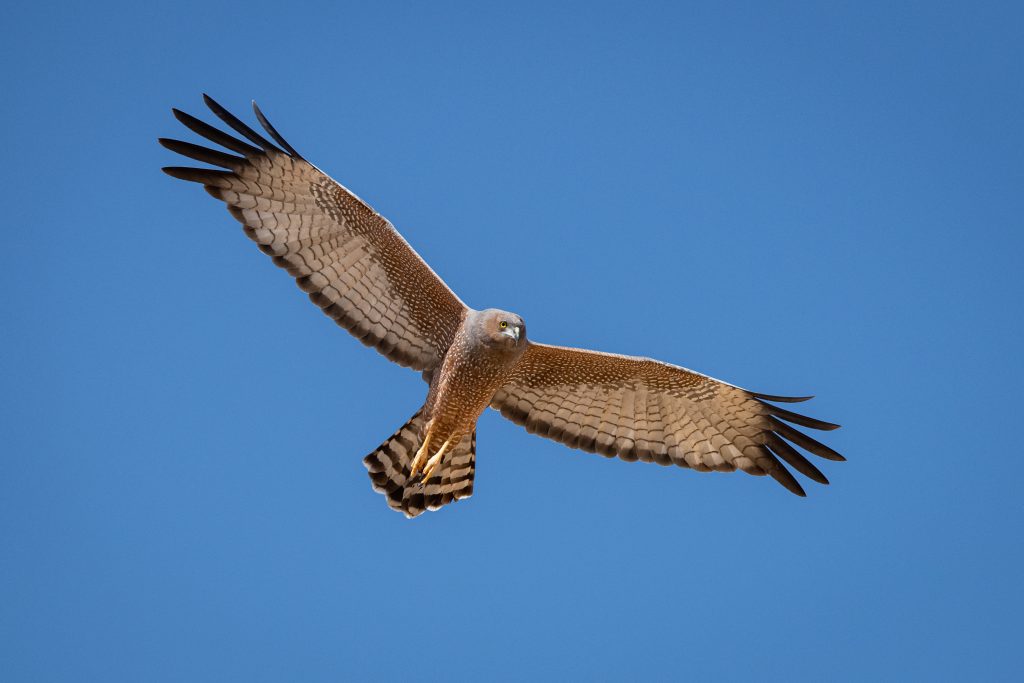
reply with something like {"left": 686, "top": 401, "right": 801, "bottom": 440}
{"left": 492, "top": 342, "right": 844, "bottom": 495}
{"left": 162, "top": 98, "right": 469, "bottom": 372}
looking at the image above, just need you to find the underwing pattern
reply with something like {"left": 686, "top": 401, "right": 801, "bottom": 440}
{"left": 161, "top": 95, "right": 844, "bottom": 518}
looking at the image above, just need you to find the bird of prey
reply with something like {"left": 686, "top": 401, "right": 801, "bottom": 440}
{"left": 161, "top": 95, "right": 844, "bottom": 518}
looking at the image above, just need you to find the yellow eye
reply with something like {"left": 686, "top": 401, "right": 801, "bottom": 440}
{"left": 499, "top": 321, "right": 507, "bottom": 329}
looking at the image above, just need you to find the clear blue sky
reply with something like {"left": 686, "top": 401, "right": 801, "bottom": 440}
{"left": 2, "top": 1, "right": 1021, "bottom": 680}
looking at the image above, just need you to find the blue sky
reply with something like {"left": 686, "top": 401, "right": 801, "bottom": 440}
{"left": 2, "top": 1, "right": 1022, "bottom": 680}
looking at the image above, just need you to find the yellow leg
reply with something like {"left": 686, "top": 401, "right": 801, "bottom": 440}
{"left": 421, "top": 436, "right": 454, "bottom": 483}
{"left": 408, "top": 432, "right": 433, "bottom": 479}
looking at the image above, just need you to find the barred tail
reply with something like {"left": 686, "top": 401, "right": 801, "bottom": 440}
{"left": 362, "top": 410, "right": 476, "bottom": 518}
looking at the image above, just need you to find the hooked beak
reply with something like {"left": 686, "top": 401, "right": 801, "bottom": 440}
{"left": 502, "top": 325, "right": 521, "bottom": 344}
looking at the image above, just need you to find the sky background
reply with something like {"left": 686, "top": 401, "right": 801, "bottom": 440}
{"left": 2, "top": 1, "right": 1022, "bottom": 680}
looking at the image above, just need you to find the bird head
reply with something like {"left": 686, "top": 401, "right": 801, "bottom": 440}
{"left": 476, "top": 308, "right": 526, "bottom": 350}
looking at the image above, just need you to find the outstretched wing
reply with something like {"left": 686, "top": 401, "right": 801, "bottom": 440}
{"left": 490, "top": 342, "right": 843, "bottom": 496}
{"left": 160, "top": 95, "right": 468, "bottom": 371}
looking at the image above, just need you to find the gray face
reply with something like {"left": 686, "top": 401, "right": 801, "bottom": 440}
{"left": 469, "top": 308, "right": 527, "bottom": 354}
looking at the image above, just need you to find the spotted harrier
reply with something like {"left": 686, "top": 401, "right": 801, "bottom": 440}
{"left": 161, "top": 95, "right": 844, "bottom": 518}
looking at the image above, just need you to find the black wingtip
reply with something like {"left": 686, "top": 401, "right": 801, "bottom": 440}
{"left": 770, "top": 417, "right": 846, "bottom": 462}
{"left": 752, "top": 392, "right": 814, "bottom": 403}
{"left": 162, "top": 166, "right": 194, "bottom": 180}
{"left": 201, "top": 92, "right": 220, "bottom": 112}
{"left": 170, "top": 107, "right": 263, "bottom": 157}
{"left": 765, "top": 433, "right": 830, "bottom": 485}
{"left": 756, "top": 399, "right": 842, "bottom": 431}
{"left": 162, "top": 166, "right": 232, "bottom": 184}
{"left": 203, "top": 94, "right": 284, "bottom": 154}
{"left": 158, "top": 137, "right": 244, "bottom": 169}
{"left": 769, "top": 464, "right": 807, "bottom": 496}
{"left": 252, "top": 100, "right": 302, "bottom": 159}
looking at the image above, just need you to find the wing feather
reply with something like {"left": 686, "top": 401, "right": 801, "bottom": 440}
{"left": 161, "top": 96, "right": 468, "bottom": 371}
{"left": 492, "top": 342, "right": 843, "bottom": 495}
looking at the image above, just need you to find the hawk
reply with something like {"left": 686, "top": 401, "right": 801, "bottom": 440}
{"left": 161, "top": 95, "right": 844, "bottom": 518}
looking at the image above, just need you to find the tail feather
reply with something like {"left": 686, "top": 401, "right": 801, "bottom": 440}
{"left": 363, "top": 410, "right": 476, "bottom": 518}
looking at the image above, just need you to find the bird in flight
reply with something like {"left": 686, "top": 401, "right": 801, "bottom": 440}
{"left": 161, "top": 95, "right": 844, "bottom": 518}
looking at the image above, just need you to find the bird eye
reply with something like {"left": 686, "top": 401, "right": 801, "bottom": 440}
{"left": 499, "top": 321, "right": 507, "bottom": 329}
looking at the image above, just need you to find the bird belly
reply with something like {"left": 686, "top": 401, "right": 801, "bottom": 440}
{"left": 425, "top": 353, "right": 512, "bottom": 449}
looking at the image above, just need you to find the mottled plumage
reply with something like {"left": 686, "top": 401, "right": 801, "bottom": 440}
{"left": 162, "top": 95, "right": 845, "bottom": 518}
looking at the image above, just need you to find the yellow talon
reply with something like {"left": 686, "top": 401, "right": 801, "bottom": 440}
{"left": 421, "top": 436, "right": 453, "bottom": 482}
{"left": 409, "top": 432, "right": 432, "bottom": 479}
